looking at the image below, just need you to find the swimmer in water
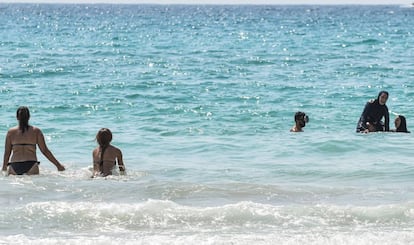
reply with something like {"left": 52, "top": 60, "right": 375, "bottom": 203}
{"left": 356, "top": 91, "right": 390, "bottom": 133}
{"left": 290, "top": 111, "right": 309, "bottom": 132}
{"left": 391, "top": 115, "right": 410, "bottom": 133}
{"left": 2, "top": 106, "right": 65, "bottom": 175}
{"left": 92, "top": 128, "right": 126, "bottom": 177}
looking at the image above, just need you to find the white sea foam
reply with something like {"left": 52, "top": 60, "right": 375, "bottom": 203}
{"left": 2, "top": 200, "right": 414, "bottom": 236}
{"left": 2, "top": 200, "right": 414, "bottom": 244}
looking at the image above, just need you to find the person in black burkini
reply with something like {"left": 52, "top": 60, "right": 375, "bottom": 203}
{"left": 356, "top": 91, "right": 390, "bottom": 133}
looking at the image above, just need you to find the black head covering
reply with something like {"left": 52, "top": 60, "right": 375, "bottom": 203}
{"left": 376, "top": 91, "right": 389, "bottom": 102}
{"left": 397, "top": 115, "right": 409, "bottom": 133}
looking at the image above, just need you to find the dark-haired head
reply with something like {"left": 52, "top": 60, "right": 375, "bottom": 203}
{"left": 396, "top": 115, "right": 409, "bottom": 133}
{"left": 96, "top": 128, "right": 113, "bottom": 148}
{"left": 294, "top": 111, "right": 309, "bottom": 127}
{"left": 295, "top": 111, "right": 305, "bottom": 121}
{"left": 16, "top": 106, "right": 30, "bottom": 133}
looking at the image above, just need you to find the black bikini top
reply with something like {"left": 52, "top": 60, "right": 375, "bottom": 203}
{"left": 12, "top": 143, "right": 36, "bottom": 148}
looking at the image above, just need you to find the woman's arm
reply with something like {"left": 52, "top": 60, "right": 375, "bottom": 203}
{"left": 357, "top": 102, "right": 372, "bottom": 132}
{"left": 116, "top": 147, "right": 125, "bottom": 175}
{"left": 36, "top": 128, "right": 65, "bottom": 171}
{"left": 384, "top": 106, "right": 390, "bottom": 131}
{"left": 2, "top": 132, "right": 12, "bottom": 172}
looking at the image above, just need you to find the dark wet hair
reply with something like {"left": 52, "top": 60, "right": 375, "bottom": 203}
{"left": 16, "top": 106, "right": 30, "bottom": 133}
{"left": 295, "top": 111, "right": 304, "bottom": 121}
{"left": 96, "top": 128, "right": 112, "bottom": 147}
{"left": 397, "top": 115, "right": 409, "bottom": 133}
{"left": 294, "top": 111, "right": 308, "bottom": 122}
{"left": 96, "top": 128, "right": 113, "bottom": 167}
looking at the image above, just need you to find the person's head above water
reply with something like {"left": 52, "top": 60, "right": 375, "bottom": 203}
{"left": 395, "top": 115, "right": 409, "bottom": 133}
{"left": 294, "top": 111, "right": 309, "bottom": 127}
{"left": 377, "top": 91, "right": 389, "bottom": 106}
{"left": 96, "top": 128, "right": 113, "bottom": 147}
{"left": 16, "top": 106, "right": 30, "bottom": 133}
{"left": 290, "top": 111, "right": 309, "bottom": 132}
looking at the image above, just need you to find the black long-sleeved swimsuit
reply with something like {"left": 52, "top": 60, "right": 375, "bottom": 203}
{"left": 356, "top": 99, "right": 389, "bottom": 132}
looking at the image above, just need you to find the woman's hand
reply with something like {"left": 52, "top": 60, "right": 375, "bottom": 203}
{"left": 57, "top": 164, "right": 65, "bottom": 171}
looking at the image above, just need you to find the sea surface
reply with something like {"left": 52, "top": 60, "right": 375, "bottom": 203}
{"left": 0, "top": 3, "right": 414, "bottom": 244}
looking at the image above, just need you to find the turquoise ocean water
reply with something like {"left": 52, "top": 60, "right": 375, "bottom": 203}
{"left": 0, "top": 3, "right": 414, "bottom": 244}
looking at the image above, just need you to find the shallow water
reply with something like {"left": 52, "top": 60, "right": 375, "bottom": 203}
{"left": 0, "top": 3, "right": 414, "bottom": 244}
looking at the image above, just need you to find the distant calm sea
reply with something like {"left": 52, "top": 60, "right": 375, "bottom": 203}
{"left": 0, "top": 3, "right": 414, "bottom": 244}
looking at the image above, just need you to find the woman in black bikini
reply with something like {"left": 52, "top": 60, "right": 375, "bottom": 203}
{"left": 2, "top": 106, "right": 65, "bottom": 175}
{"left": 92, "top": 128, "right": 125, "bottom": 177}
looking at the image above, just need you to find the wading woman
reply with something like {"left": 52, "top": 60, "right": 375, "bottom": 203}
{"left": 92, "top": 128, "right": 125, "bottom": 177}
{"left": 2, "top": 106, "right": 65, "bottom": 175}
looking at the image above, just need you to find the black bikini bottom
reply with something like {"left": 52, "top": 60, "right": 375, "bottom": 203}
{"left": 8, "top": 161, "right": 40, "bottom": 175}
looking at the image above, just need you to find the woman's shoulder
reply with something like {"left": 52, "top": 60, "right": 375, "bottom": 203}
{"left": 29, "top": 126, "right": 45, "bottom": 135}
{"left": 108, "top": 144, "right": 122, "bottom": 153}
{"left": 7, "top": 126, "right": 19, "bottom": 133}
{"left": 30, "top": 125, "right": 40, "bottom": 131}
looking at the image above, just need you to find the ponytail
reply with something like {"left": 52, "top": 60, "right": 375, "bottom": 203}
{"left": 96, "top": 128, "right": 113, "bottom": 171}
